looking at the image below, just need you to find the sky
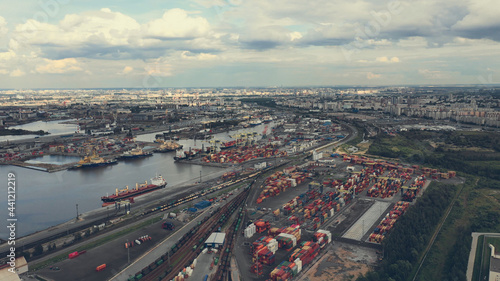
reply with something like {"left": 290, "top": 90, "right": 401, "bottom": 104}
{"left": 0, "top": 0, "right": 499, "bottom": 88}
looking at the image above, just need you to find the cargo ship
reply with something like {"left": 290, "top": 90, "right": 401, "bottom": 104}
{"left": 101, "top": 175, "right": 167, "bottom": 203}
{"left": 249, "top": 118, "right": 262, "bottom": 127}
{"left": 174, "top": 148, "right": 200, "bottom": 161}
{"left": 119, "top": 147, "right": 153, "bottom": 159}
{"left": 69, "top": 152, "right": 117, "bottom": 169}
{"left": 220, "top": 140, "right": 237, "bottom": 150}
{"left": 154, "top": 139, "right": 183, "bottom": 153}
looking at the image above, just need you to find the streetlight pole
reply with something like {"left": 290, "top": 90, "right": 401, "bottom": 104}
{"left": 76, "top": 204, "right": 79, "bottom": 220}
{"left": 200, "top": 170, "right": 202, "bottom": 183}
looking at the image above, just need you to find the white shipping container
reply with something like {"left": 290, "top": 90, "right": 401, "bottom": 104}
{"left": 245, "top": 228, "right": 254, "bottom": 238}
{"left": 294, "top": 258, "right": 303, "bottom": 272}
{"left": 268, "top": 241, "right": 278, "bottom": 254}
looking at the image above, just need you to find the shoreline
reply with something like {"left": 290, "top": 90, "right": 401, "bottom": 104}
{"left": 7, "top": 167, "right": 229, "bottom": 242}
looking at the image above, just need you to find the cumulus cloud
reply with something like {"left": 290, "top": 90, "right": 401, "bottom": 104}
{"left": 0, "top": 50, "right": 16, "bottom": 61}
{"left": 11, "top": 8, "right": 218, "bottom": 60}
{"left": 10, "top": 69, "right": 25, "bottom": 77}
{"left": 0, "top": 0, "right": 499, "bottom": 87}
{"left": 36, "top": 58, "right": 83, "bottom": 74}
{"left": 143, "top": 9, "right": 210, "bottom": 39}
{"left": 122, "top": 66, "right": 134, "bottom": 74}
{"left": 376, "top": 56, "right": 400, "bottom": 63}
{"left": 367, "top": 72, "right": 381, "bottom": 79}
{"left": 451, "top": 0, "right": 500, "bottom": 41}
{"left": 0, "top": 16, "right": 7, "bottom": 38}
{"left": 14, "top": 9, "right": 140, "bottom": 47}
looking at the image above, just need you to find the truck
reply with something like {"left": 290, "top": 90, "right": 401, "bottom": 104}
{"left": 162, "top": 221, "right": 175, "bottom": 230}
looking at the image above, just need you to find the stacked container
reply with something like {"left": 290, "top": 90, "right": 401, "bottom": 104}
{"left": 244, "top": 223, "right": 256, "bottom": 238}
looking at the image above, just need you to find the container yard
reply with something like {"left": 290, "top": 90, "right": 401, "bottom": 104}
{"left": 230, "top": 152, "right": 458, "bottom": 281}
{"left": 202, "top": 144, "right": 287, "bottom": 165}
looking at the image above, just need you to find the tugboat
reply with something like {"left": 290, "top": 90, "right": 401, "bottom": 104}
{"left": 154, "top": 139, "right": 183, "bottom": 153}
{"left": 118, "top": 147, "right": 153, "bottom": 159}
{"left": 262, "top": 115, "right": 273, "bottom": 124}
{"left": 69, "top": 151, "right": 117, "bottom": 169}
{"left": 101, "top": 175, "right": 167, "bottom": 204}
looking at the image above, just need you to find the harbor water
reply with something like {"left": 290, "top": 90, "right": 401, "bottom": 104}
{"left": 0, "top": 121, "right": 276, "bottom": 239}
{"left": 0, "top": 153, "right": 222, "bottom": 239}
{"left": 0, "top": 119, "right": 79, "bottom": 143}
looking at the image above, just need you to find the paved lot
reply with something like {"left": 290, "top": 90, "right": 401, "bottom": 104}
{"left": 37, "top": 218, "right": 184, "bottom": 281}
{"left": 342, "top": 201, "right": 391, "bottom": 241}
{"left": 189, "top": 251, "right": 217, "bottom": 281}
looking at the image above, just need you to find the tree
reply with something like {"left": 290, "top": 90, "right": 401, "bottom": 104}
{"left": 33, "top": 244, "right": 44, "bottom": 256}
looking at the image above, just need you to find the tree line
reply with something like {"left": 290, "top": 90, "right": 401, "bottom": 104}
{"left": 357, "top": 183, "right": 457, "bottom": 281}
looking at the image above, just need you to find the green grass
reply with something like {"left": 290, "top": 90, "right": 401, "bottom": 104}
{"left": 31, "top": 216, "right": 162, "bottom": 271}
{"left": 472, "top": 235, "right": 485, "bottom": 281}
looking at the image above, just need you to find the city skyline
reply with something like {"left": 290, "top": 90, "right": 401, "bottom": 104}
{"left": 0, "top": 0, "right": 499, "bottom": 88}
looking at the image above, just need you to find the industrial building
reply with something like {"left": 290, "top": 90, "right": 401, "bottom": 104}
{"left": 490, "top": 244, "right": 500, "bottom": 281}
{"left": 205, "top": 232, "right": 226, "bottom": 249}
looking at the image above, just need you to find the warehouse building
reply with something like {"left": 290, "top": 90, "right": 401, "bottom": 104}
{"left": 205, "top": 232, "right": 226, "bottom": 249}
{"left": 490, "top": 244, "right": 500, "bottom": 281}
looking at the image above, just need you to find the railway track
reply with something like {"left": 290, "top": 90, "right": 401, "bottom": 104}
{"left": 211, "top": 203, "right": 244, "bottom": 281}
{"left": 131, "top": 186, "right": 250, "bottom": 281}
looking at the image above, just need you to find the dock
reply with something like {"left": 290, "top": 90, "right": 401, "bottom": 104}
{"left": 9, "top": 161, "right": 76, "bottom": 173}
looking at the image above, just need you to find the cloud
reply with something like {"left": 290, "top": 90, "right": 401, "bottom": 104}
{"left": 122, "top": 66, "right": 134, "bottom": 74}
{"left": 367, "top": 72, "right": 381, "bottom": 79}
{"left": 143, "top": 9, "right": 210, "bottom": 39}
{"left": 418, "top": 69, "right": 453, "bottom": 80}
{"left": 0, "top": 50, "right": 16, "bottom": 61}
{"left": 451, "top": 0, "right": 500, "bottom": 41}
{"left": 14, "top": 9, "right": 140, "bottom": 47}
{"left": 145, "top": 60, "right": 173, "bottom": 77}
{"left": 181, "top": 51, "right": 217, "bottom": 60}
{"left": 36, "top": 58, "right": 83, "bottom": 74}
{"left": 376, "top": 56, "right": 400, "bottom": 63}
{"left": 0, "top": 16, "right": 7, "bottom": 38}
{"left": 10, "top": 69, "right": 25, "bottom": 77}
{"left": 11, "top": 8, "right": 218, "bottom": 60}
{"left": 238, "top": 26, "right": 302, "bottom": 49}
